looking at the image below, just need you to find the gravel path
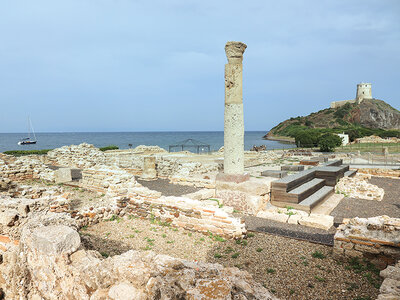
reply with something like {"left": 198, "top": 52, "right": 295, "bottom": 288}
{"left": 81, "top": 217, "right": 381, "bottom": 300}
{"left": 136, "top": 177, "right": 200, "bottom": 196}
{"left": 243, "top": 216, "right": 336, "bottom": 246}
{"left": 331, "top": 177, "right": 400, "bottom": 224}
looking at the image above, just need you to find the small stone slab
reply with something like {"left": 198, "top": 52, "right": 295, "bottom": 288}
{"left": 281, "top": 165, "right": 305, "bottom": 171}
{"left": 260, "top": 170, "right": 287, "bottom": 178}
{"left": 299, "top": 214, "right": 334, "bottom": 230}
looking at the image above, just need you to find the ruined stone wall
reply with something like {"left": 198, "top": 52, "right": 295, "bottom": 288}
{"left": 0, "top": 214, "right": 275, "bottom": 299}
{"left": 0, "top": 154, "right": 54, "bottom": 182}
{"left": 334, "top": 216, "right": 400, "bottom": 269}
{"left": 46, "top": 143, "right": 106, "bottom": 168}
{"left": 330, "top": 99, "right": 357, "bottom": 109}
{"left": 80, "top": 167, "right": 245, "bottom": 238}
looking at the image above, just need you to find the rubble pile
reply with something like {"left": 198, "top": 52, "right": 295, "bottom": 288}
{"left": 336, "top": 174, "right": 385, "bottom": 201}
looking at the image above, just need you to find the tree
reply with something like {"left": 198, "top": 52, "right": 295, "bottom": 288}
{"left": 295, "top": 131, "right": 319, "bottom": 148}
{"left": 318, "top": 133, "right": 342, "bottom": 152}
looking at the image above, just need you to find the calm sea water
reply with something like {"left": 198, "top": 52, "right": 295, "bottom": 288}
{"left": 0, "top": 131, "right": 295, "bottom": 153}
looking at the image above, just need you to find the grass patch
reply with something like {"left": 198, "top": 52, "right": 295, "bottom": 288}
{"left": 3, "top": 149, "right": 52, "bottom": 156}
{"left": 99, "top": 145, "right": 119, "bottom": 151}
{"left": 311, "top": 251, "right": 326, "bottom": 259}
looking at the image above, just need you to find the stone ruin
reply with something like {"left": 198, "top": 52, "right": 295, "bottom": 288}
{"left": 0, "top": 172, "right": 274, "bottom": 299}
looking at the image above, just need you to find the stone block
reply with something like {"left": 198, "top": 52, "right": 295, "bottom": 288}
{"left": 261, "top": 170, "right": 288, "bottom": 178}
{"left": 140, "top": 156, "right": 157, "bottom": 180}
{"left": 0, "top": 209, "right": 18, "bottom": 226}
{"left": 31, "top": 225, "right": 80, "bottom": 255}
{"left": 55, "top": 168, "right": 72, "bottom": 183}
{"left": 381, "top": 266, "right": 400, "bottom": 281}
{"left": 287, "top": 214, "right": 302, "bottom": 225}
{"left": 298, "top": 214, "right": 334, "bottom": 230}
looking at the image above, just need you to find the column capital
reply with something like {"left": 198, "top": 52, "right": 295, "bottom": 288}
{"left": 225, "top": 41, "right": 247, "bottom": 64}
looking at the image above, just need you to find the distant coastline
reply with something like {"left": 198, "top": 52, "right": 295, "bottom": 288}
{"left": 262, "top": 133, "right": 295, "bottom": 143}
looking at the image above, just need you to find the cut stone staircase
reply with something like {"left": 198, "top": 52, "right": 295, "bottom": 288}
{"left": 271, "top": 160, "right": 357, "bottom": 213}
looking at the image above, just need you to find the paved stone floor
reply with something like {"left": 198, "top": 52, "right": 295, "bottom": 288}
{"left": 330, "top": 177, "right": 400, "bottom": 224}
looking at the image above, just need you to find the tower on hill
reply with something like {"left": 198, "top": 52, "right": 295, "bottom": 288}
{"left": 356, "top": 83, "right": 372, "bottom": 103}
{"left": 331, "top": 82, "right": 373, "bottom": 108}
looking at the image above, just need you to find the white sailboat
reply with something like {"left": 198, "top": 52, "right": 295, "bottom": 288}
{"left": 18, "top": 117, "right": 37, "bottom": 145}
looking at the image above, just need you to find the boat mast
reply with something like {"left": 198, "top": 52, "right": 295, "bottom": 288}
{"left": 29, "top": 117, "right": 37, "bottom": 141}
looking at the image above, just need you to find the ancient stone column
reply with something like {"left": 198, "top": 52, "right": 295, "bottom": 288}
{"left": 223, "top": 41, "right": 247, "bottom": 179}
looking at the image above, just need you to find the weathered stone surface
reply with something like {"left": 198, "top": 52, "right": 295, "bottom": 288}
{"left": 0, "top": 219, "right": 277, "bottom": 300}
{"left": 108, "top": 283, "right": 146, "bottom": 300}
{"left": 299, "top": 214, "right": 333, "bottom": 230}
{"left": 31, "top": 225, "right": 80, "bottom": 255}
{"left": 0, "top": 209, "right": 18, "bottom": 226}
{"left": 223, "top": 41, "right": 247, "bottom": 176}
{"left": 257, "top": 211, "right": 289, "bottom": 223}
{"left": 55, "top": 168, "right": 72, "bottom": 183}
{"left": 140, "top": 156, "right": 157, "bottom": 180}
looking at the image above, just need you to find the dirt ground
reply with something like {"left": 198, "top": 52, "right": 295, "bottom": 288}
{"left": 81, "top": 217, "right": 381, "bottom": 300}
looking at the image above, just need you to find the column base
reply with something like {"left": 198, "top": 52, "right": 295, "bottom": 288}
{"left": 216, "top": 172, "right": 250, "bottom": 184}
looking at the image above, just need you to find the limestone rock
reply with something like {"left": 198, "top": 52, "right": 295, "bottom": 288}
{"left": 31, "top": 225, "right": 81, "bottom": 255}
{"left": 0, "top": 209, "right": 18, "bottom": 226}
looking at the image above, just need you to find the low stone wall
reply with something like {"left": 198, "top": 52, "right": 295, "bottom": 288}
{"left": 0, "top": 214, "right": 276, "bottom": 299}
{"left": 80, "top": 166, "right": 245, "bottom": 238}
{"left": 0, "top": 155, "right": 54, "bottom": 182}
{"left": 359, "top": 168, "right": 400, "bottom": 179}
{"left": 334, "top": 216, "right": 400, "bottom": 269}
{"left": 378, "top": 260, "right": 400, "bottom": 299}
{"left": 119, "top": 195, "right": 245, "bottom": 238}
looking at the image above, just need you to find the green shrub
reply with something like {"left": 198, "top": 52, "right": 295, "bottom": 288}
{"left": 295, "top": 131, "right": 319, "bottom": 148}
{"left": 3, "top": 149, "right": 52, "bottom": 156}
{"left": 318, "top": 133, "right": 342, "bottom": 152}
{"left": 99, "top": 145, "right": 119, "bottom": 151}
{"left": 305, "top": 120, "right": 313, "bottom": 127}
{"left": 378, "top": 130, "right": 400, "bottom": 138}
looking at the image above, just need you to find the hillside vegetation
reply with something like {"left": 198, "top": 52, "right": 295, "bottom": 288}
{"left": 265, "top": 99, "right": 400, "bottom": 146}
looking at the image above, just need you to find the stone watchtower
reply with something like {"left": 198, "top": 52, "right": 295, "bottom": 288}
{"left": 356, "top": 83, "right": 372, "bottom": 103}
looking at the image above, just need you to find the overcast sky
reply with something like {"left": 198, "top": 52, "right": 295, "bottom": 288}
{"left": 0, "top": 0, "right": 399, "bottom": 133}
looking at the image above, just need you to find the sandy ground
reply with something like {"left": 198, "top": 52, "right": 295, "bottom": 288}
{"left": 81, "top": 217, "right": 381, "bottom": 300}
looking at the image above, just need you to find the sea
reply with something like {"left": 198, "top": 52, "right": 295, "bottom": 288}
{"left": 0, "top": 131, "right": 295, "bottom": 153}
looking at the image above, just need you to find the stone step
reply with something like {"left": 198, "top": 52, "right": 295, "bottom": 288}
{"left": 271, "top": 169, "right": 316, "bottom": 192}
{"left": 297, "top": 186, "right": 334, "bottom": 213}
{"left": 344, "top": 170, "right": 357, "bottom": 177}
{"left": 287, "top": 178, "right": 326, "bottom": 202}
{"left": 261, "top": 170, "right": 288, "bottom": 178}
